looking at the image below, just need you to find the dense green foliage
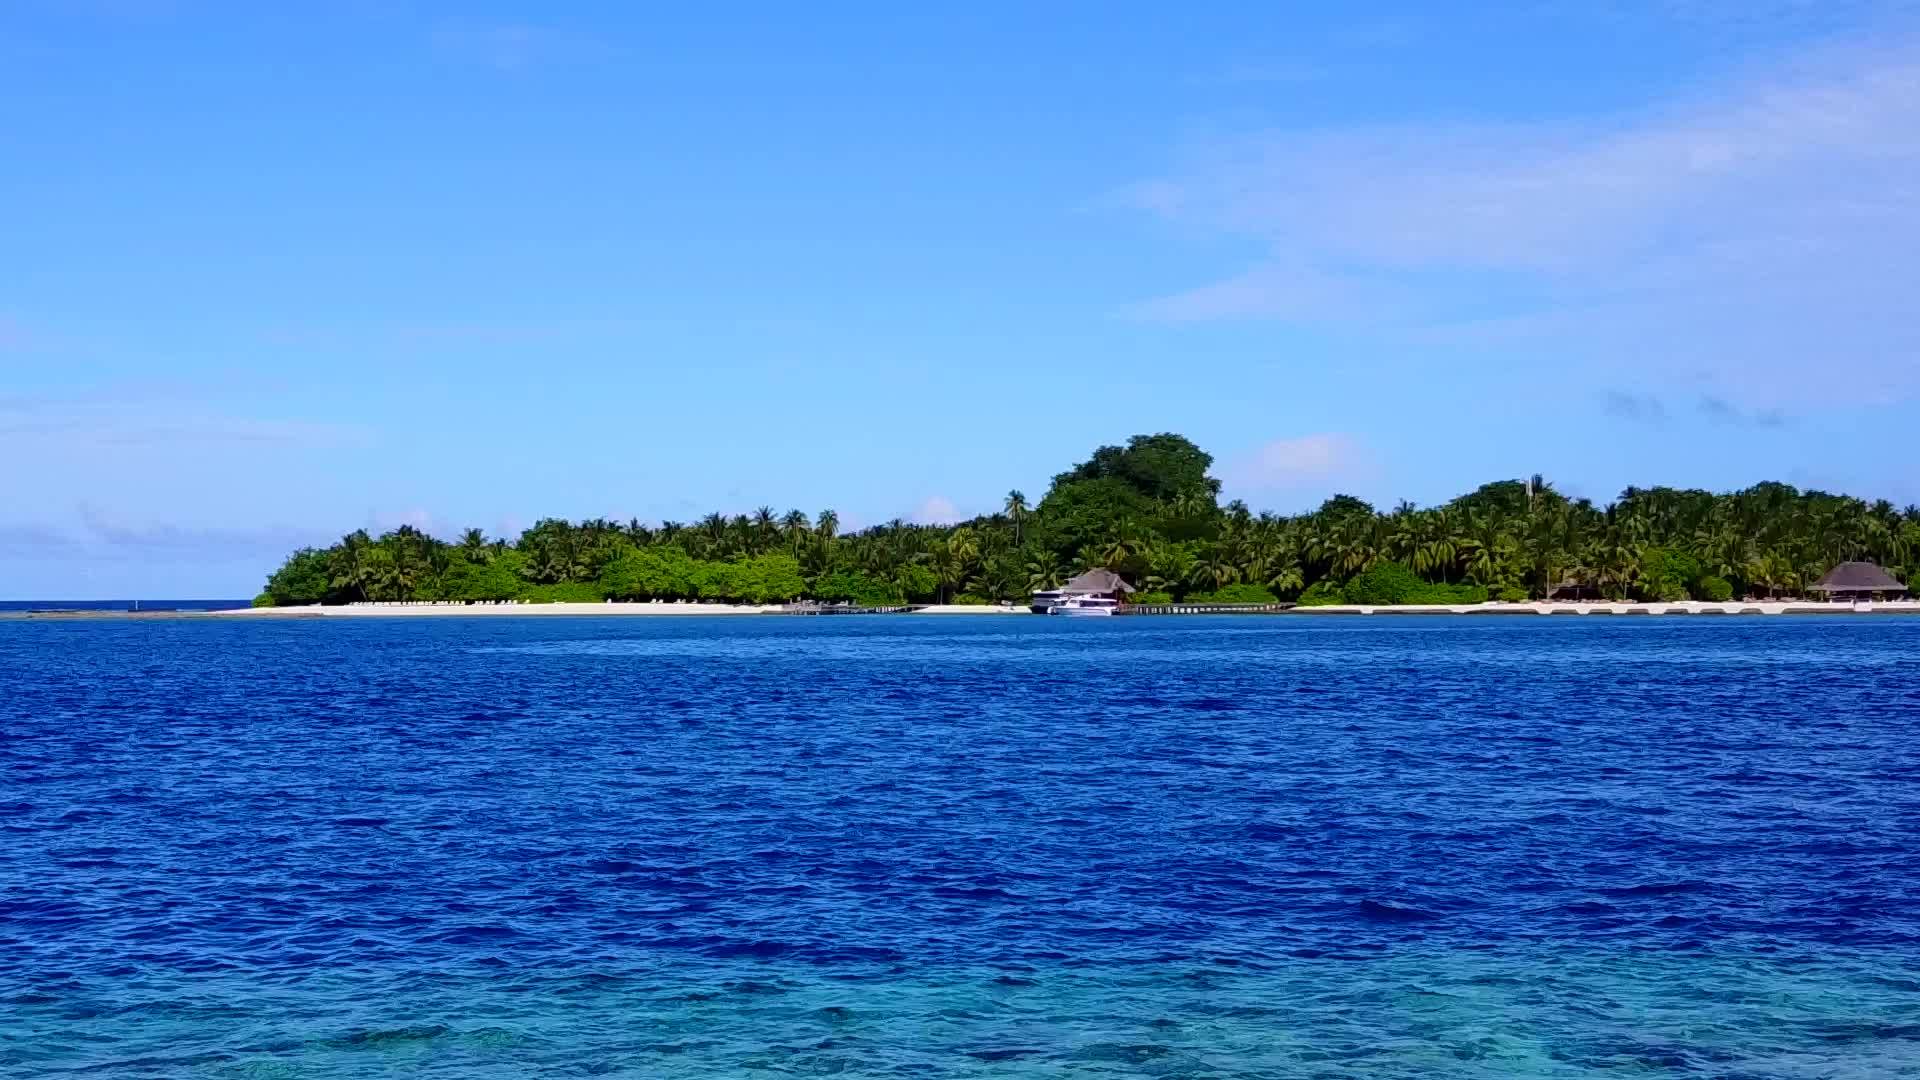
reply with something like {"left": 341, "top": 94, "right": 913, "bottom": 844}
{"left": 261, "top": 435, "right": 1918, "bottom": 608}
{"left": 1342, "top": 563, "right": 1488, "bottom": 606}
{"left": 1297, "top": 581, "right": 1346, "bottom": 606}
{"left": 1184, "top": 584, "right": 1281, "bottom": 605}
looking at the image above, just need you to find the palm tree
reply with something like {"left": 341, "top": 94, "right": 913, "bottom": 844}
{"left": 1190, "top": 549, "right": 1238, "bottom": 592}
{"left": 459, "top": 528, "right": 489, "bottom": 563}
{"left": 1141, "top": 542, "right": 1194, "bottom": 595}
{"left": 934, "top": 542, "right": 968, "bottom": 604}
{"left": 1075, "top": 543, "right": 1108, "bottom": 575}
{"left": 1332, "top": 520, "right": 1378, "bottom": 576}
{"left": 1264, "top": 559, "right": 1305, "bottom": 598}
{"left": 949, "top": 526, "right": 981, "bottom": 567}
{"left": 781, "top": 509, "right": 811, "bottom": 541}
{"left": 970, "top": 553, "right": 1022, "bottom": 603}
{"left": 1005, "top": 490, "right": 1029, "bottom": 545}
{"left": 328, "top": 530, "right": 374, "bottom": 601}
{"left": 361, "top": 545, "right": 401, "bottom": 601}
{"left": 1415, "top": 533, "right": 1458, "bottom": 582}
{"left": 1460, "top": 513, "right": 1509, "bottom": 588}
{"left": 254, "top": 433, "right": 1920, "bottom": 612}
{"left": 1387, "top": 507, "right": 1420, "bottom": 565}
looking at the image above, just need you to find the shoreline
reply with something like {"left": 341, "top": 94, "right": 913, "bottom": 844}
{"left": 1283, "top": 600, "right": 1920, "bottom": 616}
{"left": 13, "top": 600, "right": 1918, "bottom": 620}
{"left": 207, "top": 601, "right": 1031, "bottom": 618}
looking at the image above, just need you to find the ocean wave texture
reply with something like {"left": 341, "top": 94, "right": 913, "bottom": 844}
{"left": 2, "top": 616, "right": 1917, "bottom": 1077}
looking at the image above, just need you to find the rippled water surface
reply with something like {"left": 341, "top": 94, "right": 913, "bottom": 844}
{"left": 4, "top": 615, "right": 1918, "bottom": 1077}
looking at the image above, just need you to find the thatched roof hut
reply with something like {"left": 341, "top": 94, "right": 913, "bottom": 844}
{"left": 1058, "top": 568, "right": 1135, "bottom": 596}
{"left": 1548, "top": 578, "right": 1601, "bottom": 600}
{"left": 1808, "top": 561, "right": 1907, "bottom": 595}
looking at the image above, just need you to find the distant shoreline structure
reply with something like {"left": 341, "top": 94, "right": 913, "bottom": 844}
{"left": 12, "top": 599, "right": 1920, "bottom": 620}
{"left": 212, "top": 598, "right": 1920, "bottom": 618}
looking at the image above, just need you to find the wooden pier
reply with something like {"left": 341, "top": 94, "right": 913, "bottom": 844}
{"left": 1120, "top": 602, "right": 1293, "bottom": 615}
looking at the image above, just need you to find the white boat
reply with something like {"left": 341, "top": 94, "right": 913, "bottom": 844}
{"left": 1049, "top": 595, "right": 1118, "bottom": 616}
{"left": 1032, "top": 571, "right": 1133, "bottom": 615}
{"left": 1028, "top": 589, "right": 1064, "bottom": 615}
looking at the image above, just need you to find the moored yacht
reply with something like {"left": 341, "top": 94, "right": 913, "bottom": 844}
{"left": 1030, "top": 568, "right": 1135, "bottom": 616}
{"left": 1050, "top": 595, "right": 1118, "bottom": 616}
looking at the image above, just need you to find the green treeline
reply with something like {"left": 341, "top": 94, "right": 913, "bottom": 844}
{"left": 258, "top": 433, "right": 1918, "bottom": 607}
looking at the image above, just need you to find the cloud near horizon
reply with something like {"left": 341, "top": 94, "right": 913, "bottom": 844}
{"left": 1220, "top": 434, "right": 1367, "bottom": 496}
{"left": 909, "top": 496, "right": 963, "bottom": 526}
{"left": 1121, "top": 37, "right": 1920, "bottom": 410}
{"left": 0, "top": 507, "right": 330, "bottom": 563}
{"left": 1602, "top": 390, "right": 1791, "bottom": 428}
{"left": 0, "top": 389, "right": 369, "bottom": 450}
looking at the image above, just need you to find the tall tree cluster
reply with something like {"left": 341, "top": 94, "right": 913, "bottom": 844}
{"left": 259, "top": 435, "right": 1918, "bottom": 607}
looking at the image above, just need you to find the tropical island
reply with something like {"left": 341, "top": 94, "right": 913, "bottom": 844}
{"left": 255, "top": 434, "right": 1917, "bottom": 610}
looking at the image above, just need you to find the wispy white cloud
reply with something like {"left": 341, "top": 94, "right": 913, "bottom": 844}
{"left": 365, "top": 507, "right": 458, "bottom": 541}
{"left": 910, "top": 496, "right": 963, "bottom": 526}
{"left": 77, "top": 505, "right": 325, "bottom": 557}
{"left": 1602, "top": 390, "right": 1792, "bottom": 427}
{"left": 0, "top": 507, "right": 330, "bottom": 562}
{"left": 1120, "top": 38, "right": 1920, "bottom": 408}
{"left": 1133, "top": 260, "right": 1398, "bottom": 323}
{"left": 0, "top": 389, "right": 369, "bottom": 450}
{"left": 1221, "top": 434, "right": 1369, "bottom": 493}
{"left": 1697, "top": 394, "right": 1790, "bottom": 427}
{"left": 1604, "top": 0, "right": 1920, "bottom": 36}
{"left": 1603, "top": 390, "right": 1668, "bottom": 424}
{"left": 0, "top": 522, "right": 79, "bottom": 556}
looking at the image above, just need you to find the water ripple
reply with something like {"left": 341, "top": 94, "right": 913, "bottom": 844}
{"left": 2, "top": 615, "right": 1917, "bottom": 1076}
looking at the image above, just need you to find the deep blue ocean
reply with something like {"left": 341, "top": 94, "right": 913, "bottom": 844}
{"left": 3, "top": 616, "right": 1917, "bottom": 1077}
{"left": 0, "top": 600, "right": 250, "bottom": 612}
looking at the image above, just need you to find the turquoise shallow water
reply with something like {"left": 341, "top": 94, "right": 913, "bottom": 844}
{"left": 2, "top": 616, "right": 1917, "bottom": 1076}
{"left": 20, "top": 951, "right": 1920, "bottom": 1078}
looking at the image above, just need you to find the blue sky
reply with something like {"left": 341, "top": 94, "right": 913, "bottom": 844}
{"left": 5, "top": 2, "right": 1920, "bottom": 596}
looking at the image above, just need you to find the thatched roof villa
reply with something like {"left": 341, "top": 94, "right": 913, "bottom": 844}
{"left": 1028, "top": 568, "right": 1135, "bottom": 613}
{"left": 1808, "top": 562, "right": 1908, "bottom": 599}
{"left": 1057, "top": 569, "right": 1135, "bottom": 598}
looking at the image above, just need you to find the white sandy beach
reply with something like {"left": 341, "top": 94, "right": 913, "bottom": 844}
{"left": 211, "top": 599, "right": 1920, "bottom": 619}
{"left": 220, "top": 602, "right": 780, "bottom": 617}
{"left": 219, "top": 601, "right": 1030, "bottom": 617}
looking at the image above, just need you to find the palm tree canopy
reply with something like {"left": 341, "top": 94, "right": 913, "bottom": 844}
{"left": 258, "top": 436, "right": 1920, "bottom": 610}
